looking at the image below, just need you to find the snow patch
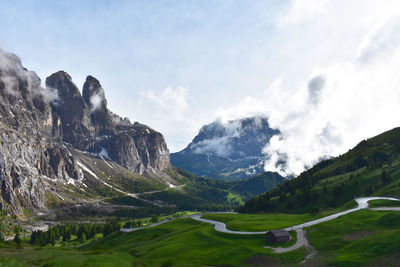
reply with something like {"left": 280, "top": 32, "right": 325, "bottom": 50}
{"left": 167, "top": 183, "right": 176, "bottom": 188}
{"left": 99, "top": 147, "right": 110, "bottom": 159}
{"left": 62, "top": 144, "right": 73, "bottom": 157}
{"left": 77, "top": 161, "right": 99, "bottom": 179}
{"left": 98, "top": 147, "right": 114, "bottom": 169}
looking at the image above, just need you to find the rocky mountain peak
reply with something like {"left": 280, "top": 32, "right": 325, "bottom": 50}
{"left": 46, "top": 71, "right": 95, "bottom": 151}
{"left": 82, "top": 75, "right": 114, "bottom": 136}
{"left": 82, "top": 75, "right": 107, "bottom": 112}
{"left": 171, "top": 117, "right": 279, "bottom": 180}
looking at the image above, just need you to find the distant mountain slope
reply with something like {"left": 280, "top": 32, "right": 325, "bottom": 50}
{"left": 141, "top": 168, "right": 284, "bottom": 209}
{"left": 239, "top": 127, "right": 400, "bottom": 213}
{"left": 171, "top": 117, "right": 280, "bottom": 180}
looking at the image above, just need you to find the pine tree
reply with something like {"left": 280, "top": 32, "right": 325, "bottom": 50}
{"left": 30, "top": 231, "right": 37, "bottom": 244}
{"left": 103, "top": 223, "right": 112, "bottom": 237}
{"left": 79, "top": 232, "right": 86, "bottom": 243}
{"left": 0, "top": 221, "right": 5, "bottom": 242}
{"left": 14, "top": 225, "right": 22, "bottom": 249}
{"left": 63, "top": 228, "right": 71, "bottom": 241}
{"left": 39, "top": 231, "right": 46, "bottom": 246}
{"left": 50, "top": 229, "right": 56, "bottom": 245}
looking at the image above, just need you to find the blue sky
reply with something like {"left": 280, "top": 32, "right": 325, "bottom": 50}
{"left": 0, "top": 0, "right": 288, "bottom": 147}
{"left": 1, "top": 0, "right": 400, "bottom": 175}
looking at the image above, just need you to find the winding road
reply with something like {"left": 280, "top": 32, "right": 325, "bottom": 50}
{"left": 121, "top": 196, "right": 400, "bottom": 254}
{"left": 283, "top": 197, "right": 400, "bottom": 231}
{"left": 189, "top": 197, "right": 400, "bottom": 234}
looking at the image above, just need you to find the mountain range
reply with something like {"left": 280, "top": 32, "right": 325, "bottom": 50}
{"left": 0, "top": 49, "right": 283, "bottom": 219}
{"left": 1, "top": 49, "right": 400, "bottom": 266}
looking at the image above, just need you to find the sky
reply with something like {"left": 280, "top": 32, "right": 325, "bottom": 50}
{"left": 1, "top": 0, "right": 400, "bottom": 176}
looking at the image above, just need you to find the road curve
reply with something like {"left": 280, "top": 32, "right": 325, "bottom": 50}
{"left": 190, "top": 197, "right": 400, "bottom": 234}
{"left": 120, "top": 212, "right": 238, "bottom": 233}
{"left": 284, "top": 197, "right": 400, "bottom": 231}
{"left": 191, "top": 214, "right": 265, "bottom": 235}
{"left": 120, "top": 197, "right": 400, "bottom": 235}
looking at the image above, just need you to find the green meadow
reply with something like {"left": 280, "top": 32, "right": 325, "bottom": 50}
{"left": 368, "top": 199, "right": 400, "bottom": 208}
{"left": 1, "top": 209, "right": 400, "bottom": 266}
{"left": 307, "top": 209, "right": 400, "bottom": 266}
{"left": 201, "top": 212, "right": 320, "bottom": 231}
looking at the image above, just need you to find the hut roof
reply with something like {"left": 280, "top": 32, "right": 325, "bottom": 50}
{"left": 268, "top": 230, "right": 289, "bottom": 237}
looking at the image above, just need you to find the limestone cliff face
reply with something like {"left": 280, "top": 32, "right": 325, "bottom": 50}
{"left": 0, "top": 50, "right": 81, "bottom": 215}
{"left": 0, "top": 49, "right": 170, "bottom": 216}
{"left": 46, "top": 71, "right": 95, "bottom": 151}
{"left": 82, "top": 75, "right": 115, "bottom": 137}
{"left": 106, "top": 123, "right": 170, "bottom": 174}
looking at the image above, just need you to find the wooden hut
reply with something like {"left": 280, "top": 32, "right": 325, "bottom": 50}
{"left": 266, "top": 230, "right": 290, "bottom": 243}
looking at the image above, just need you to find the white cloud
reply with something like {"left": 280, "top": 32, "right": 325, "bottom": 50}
{"left": 218, "top": 14, "right": 400, "bottom": 177}
{"left": 141, "top": 86, "right": 189, "bottom": 116}
{"left": 190, "top": 119, "right": 245, "bottom": 157}
{"left": 0, "top": 48, "right": 57, "bottom": 102}
{"left": 40, "top": 85, "right": 59, "bottom": 103}
{"left": 89, "top": 88, "right": 105, "bottom": 112}
{"left": 277, "top": 0, "right": 330, "bottom": 28}
{"left": 137, "top": 86, "right": 200, "bottom": 152}
{"left": 356, "top": 17, "right": 400, "bottom": 62}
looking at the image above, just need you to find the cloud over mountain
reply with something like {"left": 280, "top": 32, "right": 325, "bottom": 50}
{"left": 218, "top": 4, "right": 400, "bottom": 176}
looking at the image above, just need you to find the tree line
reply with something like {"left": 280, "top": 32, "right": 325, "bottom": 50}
{"left": 30, "top": 221, "right": 121, "bottom": 246}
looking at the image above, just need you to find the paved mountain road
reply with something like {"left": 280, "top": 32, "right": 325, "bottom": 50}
{"left": 188, "top": 197, "right": 400, "bottom": 234}
{"left": 121, "top": 196, "right": 400, "bottom": 254}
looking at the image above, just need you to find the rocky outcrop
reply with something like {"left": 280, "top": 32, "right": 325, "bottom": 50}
{"left": 106, "top": 123, "right": 170, "bottom": 173}
{"left": 45, "top": 72, "right": 170, "bottom": 174}
{"left": 46, "top": 71, "right": 95, "bottom": 151}
{"left": 44, "top": 68, "right": 169, "bottom": 174}
{"left": 0, "top": 48, "right": 170, "bottom": 217}
{"left": 0, "top": 50, "right": 82, "bottom": 215}
{"left": 82, "top": 75, "right": 115, "bottom": 137}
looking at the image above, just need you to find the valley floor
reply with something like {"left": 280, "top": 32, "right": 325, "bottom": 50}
{"left": 1, "top": 197, "right": 400, "bottom": 266}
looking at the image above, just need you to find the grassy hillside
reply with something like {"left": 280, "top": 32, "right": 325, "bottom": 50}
{"left": 84, "top": 218, "right": 305, "bottom": 266}
{"left": 2, "top": 209, "right": 400, "bottom": 266}
{"left": 139, "top": 167, "right": 283, "bottom": 210}
{"left": 307, "top": 209, "right": 400, "bottom": 266}
{"left": 240, "top": 127, "right": 400, "bottom": 213}
{"left": 39, "top": 147, "right": 282, "bottom": 221}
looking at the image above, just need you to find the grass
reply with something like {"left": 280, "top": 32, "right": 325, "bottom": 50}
{"left": 0, "top": 214, "right": 308, "bottom": 266}
{"left": 201, "top": 212, "right": 326, "bottom": 231}
{"left": 0, "top": 245, "right": 134, "bottom": 267}
{"left": 85, "top": 218, "right": 306, "bottom": 266}
{"left": 308, "top": 209, "right": 400, "bottom": 266}
{"left": 0, "top": 217, "right": 307, "bottom": 266}
{"left": 3, "top": 209, "right": 400, "bottom": 266}
{"left": 369, "top": 199, "right": 400, "bottom": 208}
